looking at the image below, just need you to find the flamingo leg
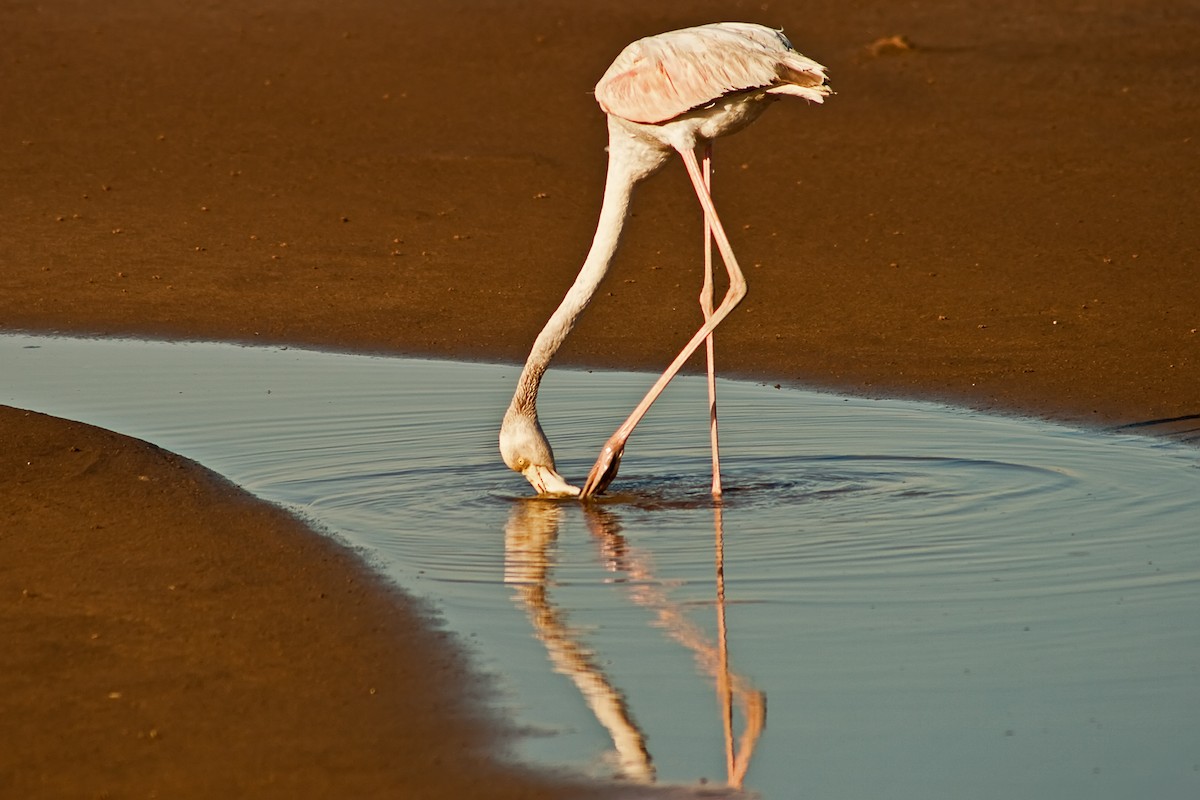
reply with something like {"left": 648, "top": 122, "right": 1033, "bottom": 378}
{"left": 700, "top": 143, "right": 722, "bottom": 498}
{"left": 581, "top": 145, "right": 747, "bottom": 497}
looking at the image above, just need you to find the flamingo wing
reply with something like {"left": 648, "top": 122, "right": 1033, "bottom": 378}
{"left": 595, "top": 22, "right": 830, "bottom": 125}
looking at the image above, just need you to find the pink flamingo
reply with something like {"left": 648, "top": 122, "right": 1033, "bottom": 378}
{"left": 499, "top": 22, "right": 831, "bottom": 498}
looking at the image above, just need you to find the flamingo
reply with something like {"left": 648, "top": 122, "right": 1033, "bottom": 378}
{"left": 499, "top": 22, "right": 831, "bottom": 498}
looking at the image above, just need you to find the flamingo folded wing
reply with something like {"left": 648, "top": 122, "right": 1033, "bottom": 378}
{"left": 595, "top": 22, "right": 831, "bottom": 124}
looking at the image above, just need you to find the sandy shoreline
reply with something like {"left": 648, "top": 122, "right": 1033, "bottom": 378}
{"left": 2, "top": 0, "right": 1196, "bottom": 796}
{"left": 3, "top": 0, "right": 1196, "bottom": 434}
{"left": 2, "top": 405, "right": 646, "bottom": 799}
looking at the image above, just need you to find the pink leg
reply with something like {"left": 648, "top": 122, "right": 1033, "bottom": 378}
{"left": 700, "top": 144, "right": 722, "bottom": 498}
{"left": 581, "top": 145, "right": 746, "bottom": 498}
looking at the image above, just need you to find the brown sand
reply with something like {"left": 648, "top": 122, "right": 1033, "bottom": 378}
{"left": 2, "top": 0, "right": 1197, "bottom": 796}
{"left": 1, "top": 406, "right": 636, "bottom": 799}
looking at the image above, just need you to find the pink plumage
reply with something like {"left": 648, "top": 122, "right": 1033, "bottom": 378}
{"left": 595, "top": 22, "right": 831, "bottom": 124}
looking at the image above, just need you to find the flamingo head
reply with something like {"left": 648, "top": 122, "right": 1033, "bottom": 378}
{"left": 499, "top": 406, "right": 581, "bottom": 497}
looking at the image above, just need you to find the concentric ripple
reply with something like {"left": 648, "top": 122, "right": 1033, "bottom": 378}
{"left": 3, "top": 334, "right": 1198, "bottom": 799}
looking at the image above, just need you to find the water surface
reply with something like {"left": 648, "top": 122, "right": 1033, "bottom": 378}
{"left": 3, "top": 334, "right": 1198, "bottom": 798}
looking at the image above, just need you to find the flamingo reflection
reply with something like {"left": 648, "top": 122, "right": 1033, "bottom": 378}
{"left": 504, "top": 501, "right": 654, "bottom": 782}
{"left": 503, "top": 501, "right": 765, "bottom": 789}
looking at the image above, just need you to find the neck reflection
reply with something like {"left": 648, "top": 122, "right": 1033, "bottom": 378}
{"left": 503, "top": 500, "right": 765, "bottom": 789}
{"left": 503, "top": 501, "right": 654, "bottom": 783}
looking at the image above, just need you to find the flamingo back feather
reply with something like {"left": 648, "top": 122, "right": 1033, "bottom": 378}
{"left": 595, "top": 22, "right": 831, "bottom": 125}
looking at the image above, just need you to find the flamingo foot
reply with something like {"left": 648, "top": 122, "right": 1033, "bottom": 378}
{"left": 580, "top": 438, "right": 626, "bottom": 498}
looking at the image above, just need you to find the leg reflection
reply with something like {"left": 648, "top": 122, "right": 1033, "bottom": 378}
{"left": 504, "top": 500, "right": 765, "bottom": 789}
{"left": 582, "top": 504, "right": 766, "bottom": 790}
{"left": 713, "top": 504, "right": 766, "bottom": 789}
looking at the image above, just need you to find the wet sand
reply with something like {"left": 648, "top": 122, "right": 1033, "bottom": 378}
{"left": 2, "top": 0, "right": 1197, "bottom": 796}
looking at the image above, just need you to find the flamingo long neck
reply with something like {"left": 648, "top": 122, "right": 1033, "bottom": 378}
{"left": 509, "top": 123, "right": 667, "bottom": 415}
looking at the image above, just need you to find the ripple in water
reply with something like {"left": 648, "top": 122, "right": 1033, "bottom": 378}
{"left": 3, "top": 334, "right": 1198, "bottom": 799}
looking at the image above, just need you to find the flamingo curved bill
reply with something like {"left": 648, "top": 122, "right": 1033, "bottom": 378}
{"left": 523, "top": 465, "right": 581, "bottom": 497}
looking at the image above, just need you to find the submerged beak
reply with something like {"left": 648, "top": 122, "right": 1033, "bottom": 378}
{"left": 522, "top": 465, "right": 581, "bottom": 498}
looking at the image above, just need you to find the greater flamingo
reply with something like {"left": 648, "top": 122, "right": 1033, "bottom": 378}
{"left": 499, "top": 22, "right": 831, "bottom": 498}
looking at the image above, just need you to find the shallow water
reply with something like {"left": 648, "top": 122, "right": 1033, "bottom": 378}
{"left": 3, "top": 333, "right": 1198, "bottom": 799}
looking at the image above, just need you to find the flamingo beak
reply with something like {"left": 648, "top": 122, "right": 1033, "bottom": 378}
{"left": 522, "top": 465, "right": 581, "bottom": 497}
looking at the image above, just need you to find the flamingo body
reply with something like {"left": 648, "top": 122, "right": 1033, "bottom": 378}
{"left": 595, "top": 23, "right": 831, "bottom": 125}
{"left": 500, "top": 22, "right": 830, "bottom": 497}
